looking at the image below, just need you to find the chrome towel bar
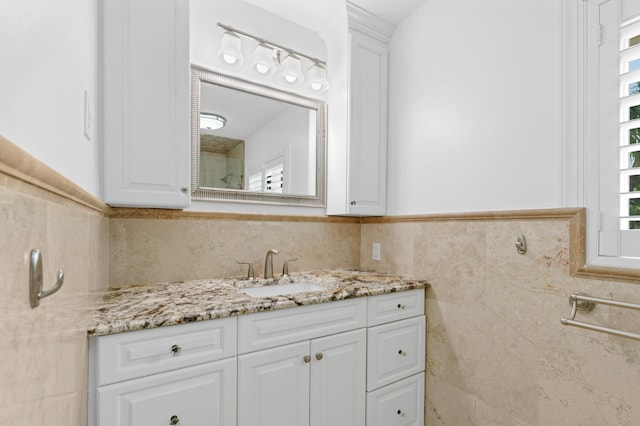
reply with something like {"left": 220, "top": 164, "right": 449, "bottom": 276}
{"left": 561, "top": 293, "right": 640, "bottom": 342}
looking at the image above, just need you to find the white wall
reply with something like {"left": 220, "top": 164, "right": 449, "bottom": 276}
{"left": 0, "top": 0, "right": 100, "bottom": 196}
{"left": 245, "top": 106, "right": 312, "bottom": 194}
{"left": 623, "top": 0, "right": 640, "bottom": 21}
{"left": 386, "top": 0, "right": 564, "bottom": 215}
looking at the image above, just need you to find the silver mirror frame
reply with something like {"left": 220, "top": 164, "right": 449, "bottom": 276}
{"left": 190, "top": 65, "right": 326, "bottom": 207}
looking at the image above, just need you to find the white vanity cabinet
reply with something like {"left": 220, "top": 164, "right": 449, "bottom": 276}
{"left": 89, "top": 288, "right": 426, "bottom": 426}
{"left": 237, "top": 298, "right": 368, "bottom": 426}
{"left": 88, "top": 318, "right": 237, "bottom": 426}
{"left": 100, "top": 0, "right": 191, "bottom": 208}
{"left": 326, "top": 2, "right": 393, "bottom": 216}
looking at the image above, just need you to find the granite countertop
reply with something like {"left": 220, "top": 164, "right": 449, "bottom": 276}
{"left": 88, "top": 270, "right": 429, "bottom": 336}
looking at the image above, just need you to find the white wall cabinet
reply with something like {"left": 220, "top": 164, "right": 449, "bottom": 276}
{"left": 327, "top": 3, "right": 393, "bottom": 216}
{"left": 89, "top": 290, "right": 425, "bottom": 426}
{"left": 101, "top": 0, "right": 191, "bottom": 208}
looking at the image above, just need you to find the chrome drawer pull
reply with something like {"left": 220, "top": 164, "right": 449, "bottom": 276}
{"left": 397, "top": 409, "right": 406, "bottom": 417}
{"left": 398, "top": 349, "right": 407, "bottom": 356}
{"left": 169, "top": 415, "right": 180, "bottom": 425}
{"left": 170, "top": 344, "right": 181, "bottom": 356}
{"left": 397, "top": 303, "right": 405, "bottom": 309}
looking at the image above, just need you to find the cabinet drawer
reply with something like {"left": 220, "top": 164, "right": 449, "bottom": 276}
{"left": 238, "top": 298, "right": 367, "bottom": 354}
{"left": 367, "top": 316, "right": 425, "bottom": 391}
{"left": 92, "top": 318, "right": 236, "bottom": 386}
{"left": 367, "top": 289, "right": 424, "bottom": 326}
{"left": 366, "top": 372, "right": 424, "bottom": 426}
{"left": 96, "top": 358, "right": 236, "bottom": 426}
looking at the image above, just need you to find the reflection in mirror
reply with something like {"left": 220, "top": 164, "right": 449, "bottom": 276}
{"left": 191, "top": 66, "right": 326, "bottom": 207}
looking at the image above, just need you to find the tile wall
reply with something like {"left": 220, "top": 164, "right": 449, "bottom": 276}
{"left": 108, "top": 211, "right": 361, "bottom": 287}
{"left": 0, "top": 174, "right": 109, "bottom": 425}
{"left": 5, "top": 137, "right": 640, "bottom": 425}
{"left": 361, "top": 217, "right": 640, "bottom": 425}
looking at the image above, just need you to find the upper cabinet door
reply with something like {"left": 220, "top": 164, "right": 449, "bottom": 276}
{"left": 101, "top": 0, "right": 191, "bottom": 208}
{"left": 326, "top": 3, "right": 392, "bottom": 217}
{"left": 346, "top": 30, "right": 388, "bottom": 216}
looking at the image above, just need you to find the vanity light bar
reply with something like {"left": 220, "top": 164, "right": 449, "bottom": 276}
{"left": 217, "top": 23, "right": 326, "bottom": 68}
{"left": 216, "top": 23, "right": 329, "bottom": 91}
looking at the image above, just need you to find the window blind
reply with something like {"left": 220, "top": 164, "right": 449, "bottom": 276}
{"left": 619, "top": 17, "right": 640, "bottom": 231}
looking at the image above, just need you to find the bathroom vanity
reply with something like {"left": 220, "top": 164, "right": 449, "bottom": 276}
{"left": 87, "top": 271, "right": 428, "bottom": 426}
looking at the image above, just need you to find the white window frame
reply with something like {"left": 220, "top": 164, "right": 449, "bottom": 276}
{"left": 564, "top": 0, "right": 640, "bottom": 270}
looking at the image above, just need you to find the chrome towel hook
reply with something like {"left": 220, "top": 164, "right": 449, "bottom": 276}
{"left": 515, "top": 234, "right": 527, "bottom": 255}
{"left": 29, "top": 249, "right": 64, "bottom": 308}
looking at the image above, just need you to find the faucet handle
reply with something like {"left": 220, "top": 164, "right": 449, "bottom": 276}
{"left": 235, "top": 260, "right": 255, "bottom": 279}
{"left": 282, "top": 258, "right": 299, "bottom": 276}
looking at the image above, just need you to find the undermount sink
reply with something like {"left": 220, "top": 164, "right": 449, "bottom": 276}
{"left": 241, "top": 282, "right": 325, "bottom": 298}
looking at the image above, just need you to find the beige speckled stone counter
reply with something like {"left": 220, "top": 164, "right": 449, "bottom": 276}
{"left": 88, "top": 270, "right": 429, "bottom": 336}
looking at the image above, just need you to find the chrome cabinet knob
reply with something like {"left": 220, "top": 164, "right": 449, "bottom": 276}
{"left": 315, "top": 352, "right": 323, "bottom": 361}
{"left": 398, "top": 349, "right": 407, "bottom": 356}
{"left": 169, "top": 415, "right": 180, "bottom": 425}
{"left": 180, "top": 187, "right": 189, "bottom": 194}
{"left": 397, "top": 410, "right": 406, "bottom": 417}
{"left": 397, "top": 303, "right": 405, "bottom": 310}
{"left": 170, "top": 344, "right": 181, "bottom": 356}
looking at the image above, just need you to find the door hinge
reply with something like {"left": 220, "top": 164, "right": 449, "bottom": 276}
{"left": 597, "top": 211, "right": 603, "bottom": 231}
{"left": 598, "top": 23, "right": 603, "bottom": 47}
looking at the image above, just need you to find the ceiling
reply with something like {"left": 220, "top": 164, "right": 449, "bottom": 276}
{"left": 242, "top": 0, "right": 429, "bottom": 33}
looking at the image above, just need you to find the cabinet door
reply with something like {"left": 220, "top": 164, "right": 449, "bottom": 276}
{"left": 97, "top": 358, "right": 236, "bottom": 426}
{"left": 101, "top": 0, "right": 190, "bottom": 208}
{"left": 238, "top": 341, "right": 310, "bottom": 426}
{"left": 310, "top": 329, "right": 366, "bottom": 426}
{"left": 346, "top": 30, "right": 388, "bottom": 216}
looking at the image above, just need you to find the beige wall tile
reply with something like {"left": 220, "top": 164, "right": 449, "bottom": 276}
{"left": 0, "top": 182, "right": 108, "bottom": 425}
{"left": 109, "top": 218, "right": 360, "bottom": 286}
{"left": 364, "top": 217, "right": 640, "bottom": 425}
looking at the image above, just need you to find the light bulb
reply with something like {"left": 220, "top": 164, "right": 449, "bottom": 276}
{"left": 281, "top": 53, "right": 304, "bottom": 85}
{"left": 307, "top": 62, "right": 329, "bottom": 93}
{"left": 217, "top": 31, "right": 244, "bottom": 67}
{"left": 223, "top": 53, "right": 238, "bottom": 65}
{"left": 252, "top": 43, "right": 276, "bottom": 76}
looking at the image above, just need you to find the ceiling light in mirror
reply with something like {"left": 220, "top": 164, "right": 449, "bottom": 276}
{"left": 200, "top": 113, "right": 226, "bottom": 130}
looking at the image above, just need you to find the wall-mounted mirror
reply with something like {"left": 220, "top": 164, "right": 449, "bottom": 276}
{"left": 191, "top": 65, "right": 326, "bottom": 206}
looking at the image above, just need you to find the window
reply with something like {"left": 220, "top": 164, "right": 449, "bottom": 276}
{"left": 567, "top": 0, "right": 640, "bottom": 269}
{"left": 247, "top": 156, "right": 285, "bottom": 193}
{"left": 619, "top": 19, "right": 640, "bottom": 236}
{"left": 263, "top": 164, "right": 284, "bottom": 193}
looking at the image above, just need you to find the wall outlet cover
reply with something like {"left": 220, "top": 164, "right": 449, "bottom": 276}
{"left": 372, "top": 242, "right": 381, "bottom": 261}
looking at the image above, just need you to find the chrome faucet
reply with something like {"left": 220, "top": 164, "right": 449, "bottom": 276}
{"left": 264, "top": 249, "right": 279, "bottom": 279}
